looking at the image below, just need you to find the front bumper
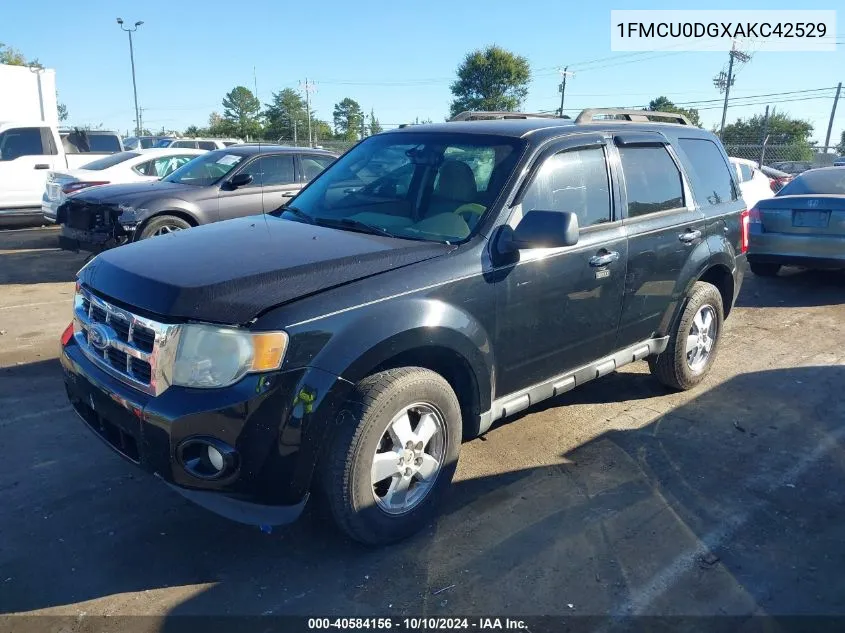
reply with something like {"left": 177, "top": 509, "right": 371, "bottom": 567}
{"left": 59, "top": 224, "right": 129, "bottom": 253}
{"left": 61, "top": 337, "right": 351, "bottom": 526}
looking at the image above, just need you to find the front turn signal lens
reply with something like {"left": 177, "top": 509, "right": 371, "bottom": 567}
{"left": 251, "top": 332, "right": 289, "bottom": 372}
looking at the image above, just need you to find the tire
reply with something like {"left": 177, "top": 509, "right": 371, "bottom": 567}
{"left": 320, "top": 367, "right": 462, "bottom": 545}
{"left": 648, "top": 281, "right": 724, "bottom": 391}
{"left": 749, "top": 262, "right": 781, "bottom": 277}
{"left": 137, "top": 215, "right": 192, "bottom": 240}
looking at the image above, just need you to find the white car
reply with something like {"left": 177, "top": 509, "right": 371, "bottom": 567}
{"left": 154, "top": 138, "right": 242, "bottom": 150}
{"left": 41, "top": 148, "right": 204, "bottom": 223}
{"left": 730, "top": 157, "right": 774, "bottom": 209}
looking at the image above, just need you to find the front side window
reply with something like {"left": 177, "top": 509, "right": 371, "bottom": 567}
{"left": 618, "top": 145, "right": 685, "bottom": 218}
{"left": 164, "top": 151, "right": 246, "bottom": 186}
{"left": 0, "top": 127, "right": 45, "bottom": 160}
{"left": 520, "top": 147, "right": 612, "bottom": 228}
{"left": 237, "top": 155, "right": 296, "bottom": 186}
{"left": 677, "top": 138, "right": 736, "bottom": 206}
{"left": 197, "top": 141, "right": 218, "bottom": 151}
{"left": 140, "top": 138, "right": 157, "bottom": 149}
{"left": 277, "top": 132, "right": 523, "bottom": 243}
{"left": 738, "top": 163, "right": 754, "bottom": 182}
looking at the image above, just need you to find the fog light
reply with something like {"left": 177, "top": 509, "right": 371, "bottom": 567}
{"left": 207, "top": 445, "right": 224, "bottom": 472}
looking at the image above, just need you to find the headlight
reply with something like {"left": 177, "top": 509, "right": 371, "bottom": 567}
{"left": 172, "top": 325, "right": 288, "bottom": 388}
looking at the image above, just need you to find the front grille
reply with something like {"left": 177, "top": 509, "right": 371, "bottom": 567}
{"left": 73, "top": 289, "right": 181, "bottom": 396}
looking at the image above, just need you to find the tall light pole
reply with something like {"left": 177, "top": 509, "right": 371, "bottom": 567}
{"left": 117, "top": 18, "right": 143, "bottom": 136}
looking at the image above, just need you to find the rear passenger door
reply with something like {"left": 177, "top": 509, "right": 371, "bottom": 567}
{"left": 613, "top": 134, "right": 706, "bottom": 348}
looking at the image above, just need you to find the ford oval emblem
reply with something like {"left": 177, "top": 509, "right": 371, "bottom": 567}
{"left": 88, "top": 324, "right": 111, "bottom": 350}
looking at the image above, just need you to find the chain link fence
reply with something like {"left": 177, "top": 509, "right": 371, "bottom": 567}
{"left": 258, "top": 138, "right": 357, "bottom": 154}
{"left": 720, "top": 134, "right": 840, "bottom": 173}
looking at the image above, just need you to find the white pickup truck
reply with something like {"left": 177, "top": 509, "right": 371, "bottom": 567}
{"left": 0, "top": 121, "right": 123, "bottom": 222}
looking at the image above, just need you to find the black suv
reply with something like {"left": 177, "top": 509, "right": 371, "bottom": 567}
{"left": 60, "top": 109, "right": 748, "bottom": 544}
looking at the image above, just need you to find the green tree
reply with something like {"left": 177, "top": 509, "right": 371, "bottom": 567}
{"left": 207, "top": 110, "right": 236, "bottom": 137}
{"left": 836, "top": 130, "right": 845, "bottom": 155}
{"left": 722, "top": 112, "right": 815, "bottom": 161}
{"left": 333, "top": 97, "right": 364, "bottom": 141}
{"left": 368, "top": 109, "right": 383, "bottom": 136}
{"left": 0, "top": 42, "right": 34, "bottom": 66}
{"left": 222, "top": 86, "right": 262, "bottom": 139}
{"left": 645, "top": 96, "right": 701, "bottom": 127}
{"left": 183, "top": 125, "right": 202, "bottom": 137}
{"left": 264, "top": 88, "right": 309, "bottom": 141}
{"left": 449, "top": 45, "right": 530, "bottom": 118}
{"left": 311, "top": 119, "right": 334, "bottom": 143}
{"left": 57, "top": 100, "right": 68, "bottom": 122}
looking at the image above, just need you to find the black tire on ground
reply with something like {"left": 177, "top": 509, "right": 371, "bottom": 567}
{"left": 320, "top": 367, "right": 462, "bottom": 545}
{"left": 749, "top": 262, "right": 781, "bottom": 277}
{"left": 137, "top": 215, "right": 192, "bottom": 240}
{"left": 648, "top": 281, "right": 724, "bottom": 391}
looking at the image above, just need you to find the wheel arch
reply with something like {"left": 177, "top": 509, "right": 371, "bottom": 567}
{"left": 135, "top": 209, "right": 199, "bottom": 238}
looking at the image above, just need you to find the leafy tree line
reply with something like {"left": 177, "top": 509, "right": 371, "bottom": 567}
{"left": 183, "top": 86, "right": 382, "bottom": 143}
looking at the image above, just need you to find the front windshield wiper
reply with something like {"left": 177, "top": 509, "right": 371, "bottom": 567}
{"left": 313, "top": 217, "right": 396, "bottom": 238}
{"left": 281, "top": 206, "right": 316, "bottom": 224}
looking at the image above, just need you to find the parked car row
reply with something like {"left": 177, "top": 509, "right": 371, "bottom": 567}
{"left": 56, "top": 144, "right": 337, "bottom": 250}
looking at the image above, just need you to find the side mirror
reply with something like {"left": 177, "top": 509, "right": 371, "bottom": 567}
{"left": 508, "top": 210, "right": 580, "bottom": 250}
{"left": 227, "top": 173, "right": 254, "bottom": 189}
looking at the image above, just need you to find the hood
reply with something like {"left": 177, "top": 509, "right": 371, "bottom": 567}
{"left": 79, "top": 216, "right": 451, "bottom": 323}
{"left": 70, "top": 180, "right": 197, "bottom": 204}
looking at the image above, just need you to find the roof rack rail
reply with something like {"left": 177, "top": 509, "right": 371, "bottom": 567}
{"left": 449, "top": 111, "right": 561, "bottom": 122}
{"left": 575, "top": 108, "right": 692, "bottom": 126}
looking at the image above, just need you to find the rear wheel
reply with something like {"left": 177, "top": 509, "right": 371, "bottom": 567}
{"left": 749, "top": 262, "right": 781, "bottom": 277}
{"left": 649, "top": 281, "right": 724, "bottom": 391}
{"left": 138, "top": 215, "right": 192, "bottom": 240}
{"left": 320, "top": 367, "right": 462, "bottom": 545}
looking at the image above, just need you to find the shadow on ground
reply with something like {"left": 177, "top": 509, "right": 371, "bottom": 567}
{"left": 737, "top": 267, "right": 845, "bottom": 309}
{"left": 2, "top": 362, "right": 844, "bottom": 622}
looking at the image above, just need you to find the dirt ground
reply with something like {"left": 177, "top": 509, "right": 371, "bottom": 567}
{"left": 2, "top": 226, "right": 845, "bottom": 629}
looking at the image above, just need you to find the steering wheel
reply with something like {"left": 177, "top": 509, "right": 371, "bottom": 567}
{"left": 453, "top": 203, "right": 486, "bottom": 228}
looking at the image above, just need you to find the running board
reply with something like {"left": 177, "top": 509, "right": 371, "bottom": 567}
{"left": 479, "top": 336, "right": 669, "bottom": 435}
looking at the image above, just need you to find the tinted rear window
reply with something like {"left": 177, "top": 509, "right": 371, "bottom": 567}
{"left": 87, "top": 135, "right": 122, "bottom": 152}
{"left": 778, "top": 169, "right": 845, "bottom": 196}
{"left": 677, "top": 138, "right": 736, "bottom": 206}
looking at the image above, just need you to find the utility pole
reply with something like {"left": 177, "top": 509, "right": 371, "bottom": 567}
{"left": 117, "top": 18, "right": 144, "bottom": 137}
{"left": 138, "top": 107, "right": 146, "bottom": 134}
{"left": 361, "top": 111, "right": 366, "bottom": 140}
{"left": 300, "top": 78, "right": 316, "bottom": 147}
{"left": 714, "top": 42, "right": 751, "bottom": 140}
{"left": 823, "top": 81, "right": 842, "bottom": 153}
{"left": 293, "top": 118, "right": 297, "bottom": 145}
{"left": 758, "top": 105, "right": 770, "bottom": 168}
{"left": 557, "top": 67, "right": 574, "bottom": 117}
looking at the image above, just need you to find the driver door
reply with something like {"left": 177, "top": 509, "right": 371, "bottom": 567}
{"left": 493, "top": 135, "right": 628, "bottom": 397}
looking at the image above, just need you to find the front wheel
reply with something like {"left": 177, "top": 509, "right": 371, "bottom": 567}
{"left": 138, "top": 215, "right": 192, "bottom": 240}
{"left": 320, "top": 367, "right": 462, "bottom": 545}
{"left": 649, "top": 281, "right": 724, "bottom": 391}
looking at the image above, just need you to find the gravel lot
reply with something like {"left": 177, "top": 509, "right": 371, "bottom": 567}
{"left": 2, "top": 226, "right": 845, "bottom": 628}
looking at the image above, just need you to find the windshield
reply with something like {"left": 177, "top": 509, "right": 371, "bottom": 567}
{"left": 163, "top": 151, "right": 246, "bottom": 186}
{"left": 778, "top": 169, "right": 845, "bottom": 196}
{"left": 80, "top": 151, "right": 141, "bottom": 171}
{"left": 277, "top": 132, "right": 523, "bottom": 242}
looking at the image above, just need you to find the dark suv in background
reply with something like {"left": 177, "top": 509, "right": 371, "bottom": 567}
{"left": 57, "top": 144, "right": 337, "bottom": 251}
{"left": 60, "top": 109, "right": 748, "bottom": 544}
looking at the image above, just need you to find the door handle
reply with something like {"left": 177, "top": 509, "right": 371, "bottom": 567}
{"left": 679, "top": 229, "right": 702, "bottom": 243}
{"left": 589, "top": 250, "right": 619, "bottom": 267}
{"left": 34, "top": 164, "right": 50, "bottom": 170}
{"left": 280, "top": 191, "right": 295, "bottom": 198}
